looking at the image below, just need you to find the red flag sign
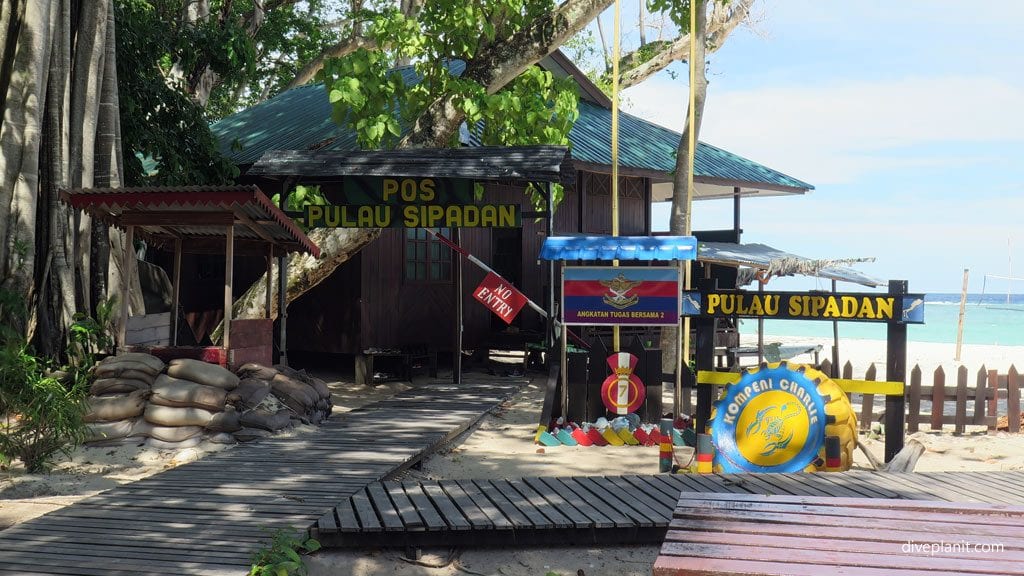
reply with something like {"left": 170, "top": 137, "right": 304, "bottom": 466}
{"left": 473, "top": 273, "right": 528, "bottom": 324}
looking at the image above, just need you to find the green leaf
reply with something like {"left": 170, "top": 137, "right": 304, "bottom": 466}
{"left": 328, "top": 89, "right": 344, "bottom": 103}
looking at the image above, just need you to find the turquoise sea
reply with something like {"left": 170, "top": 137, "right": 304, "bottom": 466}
{"left": 747, "top": 293, "right": 1024, "bottom": 346}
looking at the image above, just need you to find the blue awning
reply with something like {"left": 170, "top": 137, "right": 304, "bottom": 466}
{"left": 539, "top": 236, "right": 697, "bottom": 261}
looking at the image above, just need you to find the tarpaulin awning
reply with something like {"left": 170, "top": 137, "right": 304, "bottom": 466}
{"left": 540, "top": 236, "right": 697, "bottom": 261}
{"left": 60, "top": 185, "right": 320, "bottom": 257}
{"left": 697, "top": 242, "right": 881, "bottom": 287}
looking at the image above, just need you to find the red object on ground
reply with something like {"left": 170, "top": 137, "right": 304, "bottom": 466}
{"left": 571, "top": 428, "right": 593, "bottom": 446}
{"left": 648, "top": 430, "right": 664, "bottom": 445}
{"left": 587, "top": 428, "right": 609, "bottom": 446}
{"left": 633, "top": 428, "right": 650, "bottom": 445}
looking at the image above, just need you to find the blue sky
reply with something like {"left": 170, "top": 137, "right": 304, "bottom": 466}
{"left": 587, "top": 0, "right": 1024, "bottom": 294}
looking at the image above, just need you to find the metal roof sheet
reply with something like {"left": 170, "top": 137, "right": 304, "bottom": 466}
{"left": 60, "top": 185, "right": 320, "bottom": 257}
{"left": 697, "top": 242, "right": 882, "bottom": 287}
{"left": 210, "top": 60, "right": 812, "bottom": 193}
{"left": 539, "top": 235, "right": 697, "bottom": 261}
{"left": 246, "top": 146, "right": 573, "bottom": 185}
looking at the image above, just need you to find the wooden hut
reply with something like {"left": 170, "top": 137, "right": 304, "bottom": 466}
{"left": 208, "top": 50, "right": 815, "bottom": 369}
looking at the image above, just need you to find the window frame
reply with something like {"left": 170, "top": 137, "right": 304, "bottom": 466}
{"left": 403, "top": 228, "right": 453, "bottom": 283}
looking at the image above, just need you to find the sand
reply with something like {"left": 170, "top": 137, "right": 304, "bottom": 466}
{"left": 3, "top": 342, "right": 1024, "bottom": 575}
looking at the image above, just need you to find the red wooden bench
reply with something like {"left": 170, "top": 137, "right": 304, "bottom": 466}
{"left": 655, "top": 491, "right": 1024, "bottom": 576}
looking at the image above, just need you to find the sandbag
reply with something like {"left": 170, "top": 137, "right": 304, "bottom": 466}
{"left": 270, "top": 374, "right": 317, "bottom": 410}
{"left": 233, "top": 427, "right": 272, "bottom": 442}
{"left": 151, "top": 374, "right": 227, "bottom": 411}
{"left": 94, "top": 361, "right": 160, "bottom": 380}
{"left": 273, "top": 364, "right": 306, "bottom": 382}
{"left": 144, "top": 404, "right": 217, "bottom": 427}
{"left": 100, "top": 353, "right": 165, "bottom": 373}
{"left": 309, "top": 377, "right": 331, "bottom": 400}
{"left": 236, "top": 363, "right": 279, "bottom": 381}
{"left": 228, "top": 378, "right": 271, "bottom": 410}
{"left": 145, "top": 436, "right": 202, "bottom": 450}
{"left": 207, "top": 432, "right": 237, "bottom": 444}
{"left": 91, "top": 377, "right": 150, "bottom": 395}
{"left": 167, "top": 359, "right": 239, "bottom": 390}
{"left": 84, "top": 390, "right": 149, "bottom": 423}
{"left": 85, "top": 419, "right": 136, "bottom": 442}
{"left": 240, "top": 408, "right": 292, "bottom": 432}
{"left": 206, "top": 407, "right": 243, "bottom": 433}
{"left": 146, "top": 425, "right": 204, "bottom": 443}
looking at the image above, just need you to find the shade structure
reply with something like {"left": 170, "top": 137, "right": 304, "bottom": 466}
{"left": 539, "top": 235, "right": 697, "bottom": 261}
{"left": 696, "top": 242, "right": 881, "bottom": 288}
{"left": 60, "top": 185, "right": 320, "bottom": 257}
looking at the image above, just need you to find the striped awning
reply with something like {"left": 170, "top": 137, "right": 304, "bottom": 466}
{"left": 539, "top": 236, "right": 697, "bottom": 261}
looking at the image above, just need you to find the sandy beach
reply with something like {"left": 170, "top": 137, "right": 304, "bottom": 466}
{"left": 3, "top": 341, "right": 1023, "bottom": 575}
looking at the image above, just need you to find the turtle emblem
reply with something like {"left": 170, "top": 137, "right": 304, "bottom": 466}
{"left": 744, "top": 401, "right": 802, "bottom": 457}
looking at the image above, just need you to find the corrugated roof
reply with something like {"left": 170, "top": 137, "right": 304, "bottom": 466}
{"left": 211, "top": 60, "right": 812, "bottom": 192}
{"left": 60, "top": 185, "right": 320, "bottom": 257}
{"left": 539, "top": 235, "right": 697, "bottom": 261}
{"left": 246, "top": 146, "right": 573, "bottom": 185}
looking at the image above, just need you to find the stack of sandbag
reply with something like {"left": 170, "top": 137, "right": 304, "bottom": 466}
{"left": 234, "top": 363, "right": 333, "bottom": 427}
{"left": 84, "top": 355, "right": 334, "bottom": 447}
{"left": 84, "top": 354, "right": 164, "bottom": 444}
{"left": 139, "top": 359, "right": 239, "bottom": 448}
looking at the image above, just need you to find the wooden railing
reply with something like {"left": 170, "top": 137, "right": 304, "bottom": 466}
{"left": 818, "top": 360, "right": 1022, "bottom": 434}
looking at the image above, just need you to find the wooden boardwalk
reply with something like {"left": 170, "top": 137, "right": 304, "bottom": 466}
{"left": 0, "top": 380, "right": 521, "bottom": 576}
{"left": 314, "top": 471, "right": 1024, "bottom": 549}
{"left": 655, "top": 492, "right": 1024, "bottom": 576}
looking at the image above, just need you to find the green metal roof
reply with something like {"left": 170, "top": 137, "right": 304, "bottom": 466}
{"left": 211, "top": 62, "right": 813, "bottom": 192}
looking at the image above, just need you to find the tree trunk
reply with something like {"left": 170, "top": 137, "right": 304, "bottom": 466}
{"left": 661, "top": 0, "right": 708, "bottom": 377}
{"left": 211, "top": 227, "right": 380, "bottom": 343}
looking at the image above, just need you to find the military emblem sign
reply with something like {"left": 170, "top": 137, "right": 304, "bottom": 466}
{"left": 562, "top": 267, "right": 680, "bottom": 326}
{"left": 710, "top": 363, "right": 828, "bottom": 473}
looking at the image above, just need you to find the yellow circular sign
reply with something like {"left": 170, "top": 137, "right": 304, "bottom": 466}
{"left": 734, "top": 389, "right": 811, "bottom": 467}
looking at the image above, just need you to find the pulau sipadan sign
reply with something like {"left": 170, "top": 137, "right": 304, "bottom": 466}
{"left": 304, "top": 176, "right": 521, "bottom": 228}
{"left": 681, "top": 291, "right": 926, "bottom": 324}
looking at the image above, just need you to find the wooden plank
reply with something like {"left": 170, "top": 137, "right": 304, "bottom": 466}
{"left": 932, "top": 366, "right": 946, "bottom": 430}
{"left": 535, "top": 477, "right": 615, "bottom": 529}
{"left": 350, "top": 490, "right": 383, "bottom": 532}
{"left": 574, "top": 476, "right": 659, "bottom": 527}
{"left": 907, "top": 365, "right": 921, "bottom": 432}
{"left": 522, "top": 477, "right": 592, "bottom": 528}
{"left": 1009, "top": 366, "right": 1021, "bottom": 434}
{"left": 126, "top": 312, "right": 172, "bottom": 331}
{"left": 654, "top": 555, "right": 978, "bottom": 576}
{"left": 384, "top": 482, "right": 425, "bottom": 530}
{"left": 671, "top": 499, "right": 1024, "bottom": 526}
{"left": 334, "top": 498, "right": 361, "bottom": 532}
{"left": 974, "top": 366, "right": 988, "bottom": 426}
{"left": 507, "top": 478, "right": 575, "bottom": 529}
{"left": 487, "top": 479, "right": 554, "bottom": 529}
{"left": 988, "top": 369, "right": 1000, "bottom": 434}
{"left": 438, "top": 480, "right": 500, "bottom": 529}
{"left": 228, "top": 318, "right": 273, "bottom": 348}
{"left": 421, "top": 483, "right": 472, "bottom": 530}
{"left": 956, "top": 365, "right": 969, "bottom": 434}
{"left": 604, "top": 476, "right": 673, "bottom": 521}
{"left": 455, "top": 479, "right": 518, "bottom": 529}
{"left": 577, "top": 475, "right": 655, "bottom": 524}
{"left": 555, "top": 477, "right": 633, "bottom": 529}
{"left": 401, "top": 481, "right": 448, "bottom": 531}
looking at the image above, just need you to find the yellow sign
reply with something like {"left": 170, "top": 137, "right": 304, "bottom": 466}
{"left": 681, "top": 291, "right": 926, "bottom": 323}
{"left": 305, "top": 204, "right": 520, "bottom": 228}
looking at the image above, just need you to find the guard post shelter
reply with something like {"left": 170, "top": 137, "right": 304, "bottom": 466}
{"left": 60, "top": 185, "right": 320, "bottom": 369}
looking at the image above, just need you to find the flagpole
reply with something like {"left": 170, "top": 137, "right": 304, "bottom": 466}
{"left": 611, "top": 0, "right": 621, "bottom": 353}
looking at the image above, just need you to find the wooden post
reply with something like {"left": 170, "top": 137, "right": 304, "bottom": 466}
{"left": 860, "top": 363, "right": 877, "bottom": 430}
{"left": 265, "top": 247, "right": 273, "bottom": 319}
{"left": 694, "top": 278, "right": 716, "bottom": 431}
{"left": 955, "top": 365, "right": 968, "bottom": 435}
{"left": 674, "top": 260, "right": 684, "bottom": 418}
{"left": 452, "top": 227, "right": 462, "bottom": 384}
{"left": 277, "top": 179, "right": 293, "bottom": 367}
{"left": 955, "top": 268, "right": 969, "bottom": 362}
{"left": 547, "top": 184, "right": 556, "bottom": 351}
{"left": 831, "top": 279, "right": 840, "bottom": 370}
{"left": 171, "top": 237, "right": 182, "bottom": 346}
{"left": 118, "top": 226, "right": 135, "bottom": 350}
{"left": 931, "top": 366, "right": 945, "bottom": 431}
{"left": 223, "top": 224, "right": 234, "bottom": 352}
{"left": 973, "top": 365, "right": 987, "bottom": 426}
{"left": 756, "top": 279, "right": 765, "bottom": 363}
{"left": 907, "top": 365, "right": 922, "bottom": 433}
{"left": 884, "top": 279, "right": 908, "bottom": 462}
{"left": 987, "top": 369, "right": 999, "bottom": 434}
{"left": 1009, "top": 365, "right": 1021, "bottom": 434}
{"left": 732, "top": 186, "right": 741, "bottom": 241}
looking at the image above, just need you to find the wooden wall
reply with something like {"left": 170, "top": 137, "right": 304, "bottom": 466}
{"left": 276, "top": 169, "right": 651, "bottom": 355}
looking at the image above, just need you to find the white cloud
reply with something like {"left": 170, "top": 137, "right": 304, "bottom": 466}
{"left": 624, "top": 75, "right": 1024, "bottom": 184}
